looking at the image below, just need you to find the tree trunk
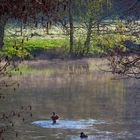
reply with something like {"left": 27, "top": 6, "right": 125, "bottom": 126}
{"left": 20, "top": 20, "right": 23, "bottom": 36}
{"left": 69, "top": 0, "right": 74, "bottom": 54}
{"left": 84, "top": 18, "right": 93, "bottom": 55}
{"left": 97, "top": 22, "right": 100, "bottom": 34}
{"left": 46, "top": 22, "right": 49, "bottom": 35}
{"left": 0, "top": 16, "right": 7, "bottom": 49}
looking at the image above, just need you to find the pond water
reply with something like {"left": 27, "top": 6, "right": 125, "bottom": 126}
{"left": 0, "top": 58, "right": 140, "bottom": 140}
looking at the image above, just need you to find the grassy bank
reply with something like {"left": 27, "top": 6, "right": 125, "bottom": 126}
{"left": 4, "top": 38, "right": 67, "bottom": 49}
{"left": 24, "top": 38, "right": 67, "bottom": 50}
{"left": 3, "top": 31, "right": 137, "bottom": 59}
{"left": 3, "top": 37, "right": 68, "bottom": 58}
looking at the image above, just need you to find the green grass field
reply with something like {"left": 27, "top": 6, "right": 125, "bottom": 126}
{"left": 3, "top": 37, "right": 68, "bottom": 57}
{"left": 24, "top": 38, "right": 66, "bottom": 49}
{"left": 4, "top": 38, "right": 67, "bottom": 49}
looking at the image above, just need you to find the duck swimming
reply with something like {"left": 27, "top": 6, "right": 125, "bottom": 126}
{"left": 80, "top": 132, "right": 88, "bottom": 139}
{"left": 51, "top": 112, "right": 59, "bottom": 124}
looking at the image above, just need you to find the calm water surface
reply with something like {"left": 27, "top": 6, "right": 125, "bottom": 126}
{"left": 1, "top": 59, "right": 140, "bottom": 140}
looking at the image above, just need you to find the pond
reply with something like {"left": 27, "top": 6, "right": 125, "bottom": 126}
{"left": 0, "top": 58, "right": 140, "bottom": 140}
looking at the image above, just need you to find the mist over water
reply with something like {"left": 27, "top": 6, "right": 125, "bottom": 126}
{"left": 1, "top": 59, "right": 140, "bottom": 140}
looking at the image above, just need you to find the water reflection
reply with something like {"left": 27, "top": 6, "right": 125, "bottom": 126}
{"left": 1, "top": 59, "right": 140, "bottom": 140}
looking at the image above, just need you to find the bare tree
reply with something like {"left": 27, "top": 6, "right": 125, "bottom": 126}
{"left": 102, "top": 0, "right": 140, "bottom": 78}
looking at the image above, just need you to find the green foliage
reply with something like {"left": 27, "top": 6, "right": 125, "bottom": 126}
{"left": 92, "top": 34, "right": 126, "bottom": 54}
{"left": 79, "top": 0, "right": 111, "bottom": 22}
{"left": 64, "top": 34, "right": 104, "bottom": 56}
{"left": 63, "top": 32, "right": 123, "bottom": 56}
{"left": 88, "top": 19, "right": 138, "bottom": 55}
{"left": 3, "top": 38, "right": 29, "bottom": 58}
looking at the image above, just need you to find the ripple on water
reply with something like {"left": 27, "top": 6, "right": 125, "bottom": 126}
{"left": 31, "top": 136, "right": 46, "bottom": 139}
{"left": 32, "top": 119, "right": 106, "bottom": 129}
{"left": 69, "top": 135, "right": 113, "bottom": 140}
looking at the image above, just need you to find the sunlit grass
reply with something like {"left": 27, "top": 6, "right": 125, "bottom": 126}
{"left": 24, "top": 38, "right": 66, "bottom": 50}
{"left": 4, "top": 38, "right": 66, "bottom": 49}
